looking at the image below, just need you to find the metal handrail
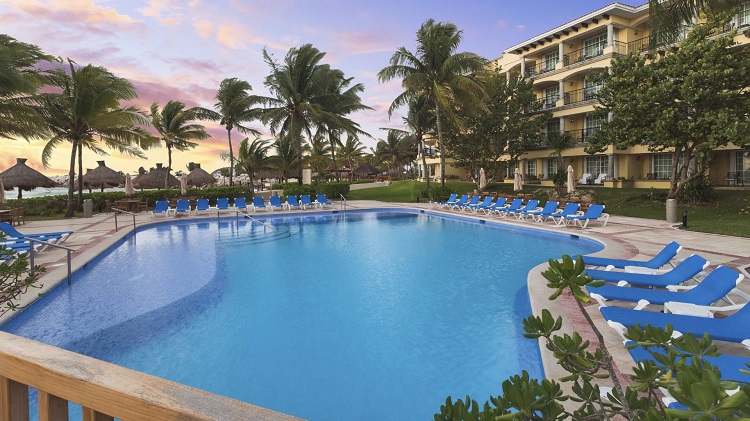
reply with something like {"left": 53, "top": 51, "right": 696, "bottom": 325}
{"left": 238, "top": 211, "right": 277, "bottom": 232}
{"left": 27, "top": 238, "right": 77, "bottom": 286}
{"left": 112, "top": 208, "right": 137, "bottom": 235}
{"left": 339, "top": 194, "right": 347, "bottom": 211}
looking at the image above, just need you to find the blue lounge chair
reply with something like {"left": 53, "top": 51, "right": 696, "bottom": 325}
{"left": 268, "top": 196, "right": 284, "bottom": 211}
{"left": 215, "top": 198, "right": 230, "bottom": 211}
{"left": 151, "top": 200, "right": 170, "bottom": 217}
{"left": 588, "top": 266, "right": 744, "bottom": 309}
{"left": 542, "top": 203, "right": 580, "bottom": 223}
{"left": 467, "top": 196, "right": 493, "bottom": 213}
{"left": 315, "top": 194, "right": 333, "bottom": 209}
{"left": 581, "top": 241, "right": 682, "bottom": 269}
{"left": 600, "top": 300, "right": 750, "bottom": 349}
{"left": 173, "top": 199, "right": 191, "bottom": 216}
{"left": 251, "top": 197, "right": 266, "bottom": 212}
{"left": 441, "top": 194, "right": 466, "bottom": 209}
{"left": 234, "top": 197, "right": 248, "bottom": 211}
{"left": 194, "top": 199, "right": 210, "bottom": 215}
{"left": 433, "top": 193, "right": 457, "bottom": 208}
{"left": 518, "top": 201, "right": 558, "bottom": 220}
{"left": 451, "top": 195, "right": 476, "bottom": 210}
{"left": 495, "top": 198, "right": 523, "bottom": 217}
{"left": 563, "top": 204, "right": 609, "bottom": 228}
{"left": 509, "top": 199, "right": 539, "bottom": 219}
{"left": 0, "top": 222, "right": 71, "bottom": 243}
{"left": 300, "top": 194, "right": 315, "bottom": 210}
{"left": 478, "top": 197, "right": 507, "bottom": 214}
{"left": 457, "top": 195, "right": 481, "bottom": 212}
{"left": 585, "top": 254, "right": 709, "bottom": 288}
{"left": 284, "top": 195, "right": 301, "bottom": 210}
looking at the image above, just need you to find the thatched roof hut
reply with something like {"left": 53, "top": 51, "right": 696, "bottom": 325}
{"left": 133, "top": 163, "right": 180, "bottom": 189}
{"left": 353, "top": 162, "right": 379, "bottom": 176}
{"left": 185, "top": 163, "right": 216, "bottom": 187}
{"left": 0, "top": 158, "right": 57, "bottom": 199}
{"left": 82, "top": 160, "right": 123, "bottom": 192}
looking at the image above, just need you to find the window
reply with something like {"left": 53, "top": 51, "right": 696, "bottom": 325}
{"left": 583, "top": 78, "right": 603, "bottom": 101}
{"left": 583, "top": 34, "right": 607, "bottom": 58}
{"left": 653, "top": 154, "right": 673, "bottom": 180}
{"left": 585, "top": 114, "right": 605, "bottom": 137}
{"left": 585, "top": 155, "right": 608, "bottom": 177}
{"left": 527, "top": 160, "right": 537, "bottom": 177}
{"left": 546, "top": 119, "right": 560, "bottom": 134}
{"left": 737, "top": 150, "right": 750, "bottom": 183}
{"left": 542, "top": 86, "right": 559, "bottom": 108}
{"left": 547, "top": 158, "right": 559, "bottom": 178}
{"left": 740, "top": 3, "right": 750, "bottom": 27}
{"left": 507, "top": 162, "right": 518, "bottom": 178}
{"left": 542, "top": 51, "right": 559, "bottom": 72}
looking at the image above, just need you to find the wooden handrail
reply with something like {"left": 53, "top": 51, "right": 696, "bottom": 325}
{"left": 0, "top": 331, "right": 302, "bottom": 421}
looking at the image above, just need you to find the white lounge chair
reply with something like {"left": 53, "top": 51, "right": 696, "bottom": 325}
{"left": 578, "top": 173, "right": 592, "bottom": 184}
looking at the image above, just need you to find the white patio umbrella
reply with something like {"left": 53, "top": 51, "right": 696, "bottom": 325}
{"left": 180, "top": 175, "right": 187, "bottom": 195}
{"left": 567, "top": 165, "right": 576, "bottom": 194}
{"left": 0, "top": 178, "right": 5, "bottom": 205}
{"left": 513, "top": 168, "right": 522, "bottom": 191}
{"left": 124, "top": 173, "right": 134, "bottom": 196}
{"left": 478, "top": 168, "right": 487, "bottom": 191}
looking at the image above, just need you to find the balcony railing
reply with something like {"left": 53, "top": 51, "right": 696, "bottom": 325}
{"left": 628, "top": 35, "right": 650, "bottom": 54}
{"left": 562, "top": 41, "right": 627, "bottom": 66}
{"left": 563, "top": 87, "right": 600, "bottom": 105}
{"left": 564, "top": 128, "right": 600, "bottom": 144}
{"left": 524, "top": 60, "right": 557, "bottom": 78}
{"left": 524, "top": 97, "right": 559, "bottom": 113}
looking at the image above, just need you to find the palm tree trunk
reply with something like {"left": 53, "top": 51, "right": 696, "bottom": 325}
{"left": 329, "top": 132, "right": 339, "bottom": 182}
{"left": 433, "top": 99, "right": 446, "bottom": 187}
{"left": 166, "top": 144, "right": 173, "bottom": 190}
{"left": 77, "top": 143, "right": 83, "bottom": 207}
{"left": 420, "top": 135, "right": 430, "bottom": 190}
{"left": 227, "top": 128, "right": 234, "bottom": 187}
{"left": 249, "top": 171, "right": 255, "bottom": 196}
{"left": 66, "top": 140, "right": 77, "bottom": 217}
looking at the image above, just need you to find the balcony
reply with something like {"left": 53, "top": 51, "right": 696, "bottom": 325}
{"left": 524, "top": 61, "right": 557, "bottom": 78}
{"left": 563, "top": 87, "right": 600, "bottom": 105}
{"left": 564, "top": 128, "right": 600, "bottom": 144}
{"left": 524, "top": 97, "right": 559, "bottom": 113}
{"left": 627, "top": 36, "right": 650, "bottom": 54}
{"left": 562, "top": 41, "right": 627, "bottom": 66}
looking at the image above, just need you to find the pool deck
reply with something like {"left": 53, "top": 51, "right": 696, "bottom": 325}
{"left": 5, "top": 200, "right": 750, "bottom": 398}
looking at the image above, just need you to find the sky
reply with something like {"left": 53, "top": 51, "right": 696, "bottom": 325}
{"left": 0, "top": 0, "right": 633, "bottom": 176}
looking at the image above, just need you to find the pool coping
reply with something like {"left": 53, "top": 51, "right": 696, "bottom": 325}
{"left": 5, "top": 201, "right": 750, "bottom": 402}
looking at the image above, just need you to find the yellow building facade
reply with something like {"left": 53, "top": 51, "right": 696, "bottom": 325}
{"left": 418, "top": 2, "right": 750, "bottom": 188}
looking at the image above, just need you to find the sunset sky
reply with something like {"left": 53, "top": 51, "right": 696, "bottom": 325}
{"left": 0, "top": 0, "right": 628, "bottom": 175}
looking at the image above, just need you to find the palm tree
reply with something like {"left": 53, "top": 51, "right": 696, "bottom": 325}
{"left": 378, "top": 19, "right": 487, "bottom": 187}
{"left": 36, "top": 60, "right": 153, "bottom": 217}
{"left": 374, "top": 129, "right": 411, "bottom": 175}
{"left": 149, "top": 100, "right": 211, "bottom": 188}
{"left": 402, "top": 95, "right": 435, "bottom": 188}
{"left": 0, "top": 35, "right": 52, "bottom": 140}
{"left": 256, "top": 45, "right": 366, "bottom": 185}
{"left": 236, "top": 136, "right": 273, "bottom": 195}
{"left": 195, "top": 78, "right": 260, "bottom": 187}
{"left": 271, "top": 134, "right": 298, "bottom": 183}
{"left": 337, "top": 136, "right": 366, "bottom": 175}
{"left": 306, "top": 132, "right": 332, "bottom": 175}
{"left": 649, "top": 0, "right": 746, "bottom": 46}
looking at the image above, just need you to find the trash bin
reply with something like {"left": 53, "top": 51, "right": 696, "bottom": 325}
{"left": 83, "top": 199, "right": 93, "bottom": 218}
{"left": 666, "top": 198, "right": 678, "bottom": 223}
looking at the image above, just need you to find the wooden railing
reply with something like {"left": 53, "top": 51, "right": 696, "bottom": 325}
{"left": 0, "top": 331, "right": 302, "bottom": 421}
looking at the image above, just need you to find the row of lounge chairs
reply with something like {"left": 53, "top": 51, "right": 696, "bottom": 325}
{"left": 151, "top": 194, "right": 335, "bottom": 217}
{"left": 577, "top": 242, "right": 750, "bottom": 406}
{"left": 433, "top": 194, "right": 609, "bottom": 228}
{"left": 0, "top": 222, "right": 73, "bottom": 258}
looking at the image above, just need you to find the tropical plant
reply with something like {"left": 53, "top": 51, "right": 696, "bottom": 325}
{"left": 235, "top": 136, "right": 273, "bottom": 195}
{"left": 648, "top": 0, "right": 746, "bottom": 46}
{"left": 195, "top": 78, "right": 260, "bottom": 187}
{"left": 546, "top": 131, "right": 577, "bottom": 195}
{"left": 271, "top": 134, "right": 298, "bottom": 183}
{"left": 36, "top": 60, "right": 153, "bottom": 217}
{"left": 402, "top": 95, "right": 435, "bottom": 189}
{"left": 0, "top": 34, "right": 53, "bottom": 140}
{"left": 305, "top": 132, "right": 332, "bottom": 174}
{"left": 0, "top": 234, "right": 44, "bottom": 317}
{"left": 587, "top": 21, "right": 750, "bottom": 199}
{"left": 378, "top": 19, "right": 487, "bottom": 187}
{"left": 257, "top": 45, "right": 366, "bottom": 185}
{"left": 373, "top": 129, "right": 415, "bottom": 175}
{"left": 336, "top": 136, "right": 366, "bottom": 172}
{"left": 149, "top": 100, "right": 210, "bottom": 188}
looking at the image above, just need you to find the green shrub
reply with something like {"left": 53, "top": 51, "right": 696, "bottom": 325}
{"left": 351, "top": 179, "right": 375, "bottom": 184}
{"left": 679, "top": 175, "right": 714, "bottom": 204}
{"left": 282, "top": 184, "right": 317, "bottom": 197}
{"left": 319, "top": 181, "right": 350, "bottom": 198}
{"left": 425, "top": 185, "right": 452, "bottom": 202}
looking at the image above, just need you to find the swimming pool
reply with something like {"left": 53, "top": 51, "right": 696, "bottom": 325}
{"left": 2, "top": 209, "right": 602, "bottom": 420}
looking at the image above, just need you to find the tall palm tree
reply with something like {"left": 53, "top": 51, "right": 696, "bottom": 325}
{"left": 337, "top": 136, "right": 366, "bottom": 173}
{"left": 236, "top": 136, "right": 273, "bottom": 195}
{"left": 256, "top": 45, "right": 365, "bottom": 185}
{"left": 195, "top": 78, "right": 260, "bottom": 187}
{"left": 306, "top": 132, "right": 332, "bottom": 174}
{"left": 271, "top": 134, "right": 298, "bottom": 183}
{"left": 378, "top": 19, "right": 487, "bottom": 187}
{"left": 374, "top": 129, "right": 411, "bottom": 175}
{"left": 149, "top": 100, "right": 211, "bottom": 188}
{"left": 36, "top": 60, "right": 153, "bottom": 217}
{"left": 0, "top": 35, "right": 52, "bottom": 140}
{"left": 649, "top": 0, "right": 745, "bottom": 46}
{"left": 402, "top": 95, "right": 435, "bottom": 188}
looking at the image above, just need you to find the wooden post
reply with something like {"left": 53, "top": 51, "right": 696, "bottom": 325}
{"left": 38, "top": 391, "right": 68, "bottom": 421}
{"left": 82, "top": 407, "right": 114, "bottom": 421}
{"left": 0, "top": 375, "right": 29, "bottom": 421}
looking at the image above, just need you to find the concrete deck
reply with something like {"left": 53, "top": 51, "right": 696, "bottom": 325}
{"left": 4, "top": 201, "right": 750, "bottom": 394}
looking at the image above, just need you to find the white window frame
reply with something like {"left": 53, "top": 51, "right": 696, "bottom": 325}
{"left": 653, "top": 153, "right": 673, "bottom": 180}
{"left": 585, "top": 155, "right": 608, "bottom": 177}
{"left": 542, "top": 51, "right": 559, "bottom": 72}
{"left": 542, "top": 86, "right": 560, "bottom": 108}
{"left": 584, "top": 34, "right": 607, "bottom": 58}
{"left": 546, "top": 158, "right": 558, "bottom": 178}
{"left": 583, "top": 78, "right": 603, "bottom": 101}
{"left": 739, "top": 3, "right": 750, "bottom": 27}
{"left": 527, "top": 160, "right": 537, "bottom": 177}
{"left": 585, "top": 114, "right": 605, "bottom": 137}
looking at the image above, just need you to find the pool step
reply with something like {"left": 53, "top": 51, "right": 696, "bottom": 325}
{"left": 215, "top": 223, "right": 301, "bottom": 245}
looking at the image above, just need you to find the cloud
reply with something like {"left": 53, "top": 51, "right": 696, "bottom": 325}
{"left": 215, "top": 21, "right": 290, "bottom": 51}
{"left": 516, "top": 24, "right": 527, "bottom": 31}
{"left": 335, "top": 29, "right": 398, "bottom": 55}
{"left": 1, "top": 0, "right": 142, "bottom": 34}
{"left": 495, "top": 20, "right": 509, "bottom": 30}
{"left": 138, "top": 0, "right": 188, "bottom": 26}
{"left": 193, "top": 19, "right": 213, "bottom": 38}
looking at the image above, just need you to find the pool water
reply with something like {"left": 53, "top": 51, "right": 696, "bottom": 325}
{"left": 2, "top": 210, "right": 602, "bottom": 420}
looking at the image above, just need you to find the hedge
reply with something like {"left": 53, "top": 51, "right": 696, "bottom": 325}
{"left": 271, "top": 181, "right": 350, "bottom": 198}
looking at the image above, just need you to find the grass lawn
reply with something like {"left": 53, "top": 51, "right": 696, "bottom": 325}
{"left": 348, "top": 180, "right": 750, "bottom": 238}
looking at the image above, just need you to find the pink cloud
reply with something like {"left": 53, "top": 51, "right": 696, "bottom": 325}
{"left": 495, "top": 20, "right": 509, "bottom": 30}
{"left": 2, "top": 0, "right": 142, "bottom": 36}
{"left": 516, "top": 24, "right": 527, "bottom": 31}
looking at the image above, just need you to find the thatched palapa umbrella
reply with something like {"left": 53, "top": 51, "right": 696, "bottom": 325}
{"left": 133, "top": 163, "right": 180, "bottom": 189}
{"left": 0, "top": 158, "right": 57, "bottom": 199}
{"left": 82, "top": 160, "right": 124, "bottom": 192}
{"left": 185, "top": 163, "right": 216, "bottom": 187}
{"left": 353, "top": 162, "right": 379, "bottom": 178}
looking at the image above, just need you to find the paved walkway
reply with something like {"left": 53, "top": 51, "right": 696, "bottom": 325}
{"left": 5, "top": 201, "right": 750, "bottom": 392}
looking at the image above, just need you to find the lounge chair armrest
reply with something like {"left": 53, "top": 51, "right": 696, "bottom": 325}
{"left": 664, "top": 301, "right": 746, "bottom": 317}
{"left": 589, "top": 292, "right": 608, "bottom": 307}
{"left": 624, "top": 266, "right": 666, "bottom": 275}
{"left": 665, "top": 284, "right": 698, "bottom": 292}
